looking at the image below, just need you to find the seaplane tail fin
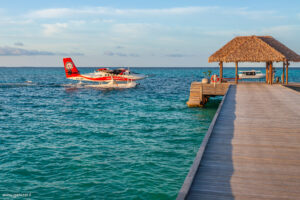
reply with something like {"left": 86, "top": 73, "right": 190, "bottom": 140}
{"left": 63, "top": 58, "right": 80, "bottom": 78}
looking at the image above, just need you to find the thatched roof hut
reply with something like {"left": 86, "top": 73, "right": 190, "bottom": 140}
{"left": 208, "top": 35, "right": 300, "bottom": 84}
{"left": 209, "top": 36, "right": 300, "bottom": 63}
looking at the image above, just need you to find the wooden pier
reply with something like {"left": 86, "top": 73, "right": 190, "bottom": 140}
{"left": 186, "top": 82, "right": 230, "bottom": 107}
{"left": 178, "top": 83, "right": 300, "bottom": 200}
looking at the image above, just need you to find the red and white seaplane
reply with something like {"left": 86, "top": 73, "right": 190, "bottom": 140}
{"left": 63, "top": 58, "right": 146, "bottom": 88}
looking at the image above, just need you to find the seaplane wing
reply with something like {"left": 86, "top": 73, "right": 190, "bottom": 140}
{"left": 63, "top": 58, "right": 145, "bottom": 82}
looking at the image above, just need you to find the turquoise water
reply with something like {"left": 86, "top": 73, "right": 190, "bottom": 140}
{"left": 0, "top": 67, "right": 299, "bottom": 199}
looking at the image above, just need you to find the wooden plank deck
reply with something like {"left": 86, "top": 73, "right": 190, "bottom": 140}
{"left": 178, "top": 83, "right": 300, "bottom": 200}
{"left": 187, "top": 82, "right": 230, "bottom": 107}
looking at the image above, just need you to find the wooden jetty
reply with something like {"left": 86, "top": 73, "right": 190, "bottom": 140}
{"left": 178, "top": 36, "right": 300, "bottom": 199}
{"left": 187, "top": 35, "right": 300, "bottom": 107}
{"left": 178, "top": 83, "right": 300, "bottom": 200}
{"left": 187, "top": 82, "right": 230, "bottom": 107}
{"left": 209, "top": 35, "right": 300, "bottom": 85}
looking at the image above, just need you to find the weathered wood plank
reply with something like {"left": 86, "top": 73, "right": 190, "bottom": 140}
{"left": 179, "top": 83, "right": 300, "bottom": 200}
{"left": 187, "top": 82, "right": 230, "bottom": 107}
{"left": 177, "top": 85, "right": 231, "bottom": 199}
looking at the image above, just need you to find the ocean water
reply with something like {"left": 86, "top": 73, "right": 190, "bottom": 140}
{"left": 0, "top": 67, "right": 299, "bottom": 200}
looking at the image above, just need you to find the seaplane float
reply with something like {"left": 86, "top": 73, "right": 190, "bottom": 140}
{"left": 63, "top": 58, "right": 146, "bottom": 89}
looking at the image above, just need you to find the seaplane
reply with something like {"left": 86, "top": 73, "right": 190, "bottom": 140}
{"left": 63, "top": 58, "right": 146, "bottom": 88}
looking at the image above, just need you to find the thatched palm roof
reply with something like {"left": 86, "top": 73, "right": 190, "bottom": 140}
{"left": 208, "top": 36, "right": 300, "bottom": 62}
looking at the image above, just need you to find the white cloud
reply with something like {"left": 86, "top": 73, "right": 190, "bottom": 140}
{"left": 111, "top": 23, "right": 147, "bottom": 36}
{"left": 27, "top": 6, "right": 217, "bottom": 19}
{"left": 26, "top": 6, "right": 284, "bottom": 21}
{"left": 69, "top": 20, "right": 86, "bottom": 26}
{"left": 42, "top": 23, "right": 68, "bottom": 36}
{"left": 114, "top": 6, "right": 217, "bottom": 15}
{"left": 0, "top": 17, "right": 32, "bottom": 25}
{"left": 28, "top": 8, "right": 75, "bottom": 19}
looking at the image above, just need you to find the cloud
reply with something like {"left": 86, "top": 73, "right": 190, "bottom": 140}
{"left": 103, "top": 51, "right": 114, "bottom": 56}
{"left": 27, "top": 6, "right": 217, "bottom": 19}
{"left": 261, "top": 25, "right": 299, "bottom": 34}
{"left": 116, "top": 52, "right": 127, "bottom": 56}
{"left": 111, "top": 23, "right": 147, "bottom": 36}
{"left": 114, "top": 6, "right": 217, "bottom": 15}
{"left": 0, "top": 46, "right": 83, "bottom": 56}
{"left": 203, "top": 25, "right": 300, "bottom": 38}
{"left": 104, "top": 51, "right": 139, "bottom": 57}
{"left": 69, "top": 20, "right": 86, "bottom": 26}
{"left": 223, "top": 7, "right": 277, "bottom": 19}
{"left": 165, "top": 53, "right": 191, "bottom": 58}
{"left": 0, "top": 17, "right": 33, "bottom": 25}
{"left": 28, "top": 8, "right": 75, "bottom": 19}
{"left": 203, "top": 29, "right": 252, "bottom": 37}
{"left": 64, "top": 52, "right": 85, "bottom": 56}
{"left": 0, "top": 46, "right": 55, "bottom": 56}
{"left": 42, "top": 23, "right": 68, "bottom": 36}
{"left": 102, "top": 19, "right": 114, "bottom": 23}
{"left": 128, "top": 53, "right": 139, "bottom": 57}
{"left": 14, "top": 42, "right": 24, "bottom": 46}
{"left": 26, "top": 6, "right": 283, "bottom": 21}
{"left": 110, "top": 23, "right": 166, "bottom": 39}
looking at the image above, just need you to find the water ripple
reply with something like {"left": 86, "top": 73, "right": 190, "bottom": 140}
{"left": 0, "top": 67, "right": 231, "bottom": 199}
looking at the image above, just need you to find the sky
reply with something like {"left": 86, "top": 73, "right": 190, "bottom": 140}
{"left": 0, "top": 0, "right": 300, "bottom": 67}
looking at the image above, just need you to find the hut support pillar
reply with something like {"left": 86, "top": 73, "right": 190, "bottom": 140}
{"left": 266, "top": 62, "right": 269, "bottom": 84}
{"left": 286, "top": 61, "right": 289, "bottom": 85}
{"left": 269, "top": 62, "right": 273, "bottom": 85}
{"left": 219, "top": 62, "right": 223, "bottom": 82}
{"left": 235, "top": 62, "right": 238, "bottom": 84}
{"left": 282, "top": 62, "right": 285, "bottom": 84}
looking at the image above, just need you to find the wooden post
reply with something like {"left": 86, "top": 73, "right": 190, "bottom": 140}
{"left": 286, "top": 61, "right": 289, "bottom": 85}
{"left": 266, "top": 62, "right": 269, "bottom": 84}
{"left": 235, "top": 62, "right": 238, "bottom": 84}
{"left": 200, "top": 84, "right": 203, "bottom": 106}
{"left": 219, "top": 61, "right": 223, "bottom": 82}
{"left": 282, "top": 62, "right": 285, "bottom": 84}
{"left": 269, "top": 62, "right": 273, "bottom": 85}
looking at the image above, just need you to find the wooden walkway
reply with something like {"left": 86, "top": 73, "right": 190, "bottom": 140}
{"left": 178, "top": 83, "right": 300, "bottom": 200}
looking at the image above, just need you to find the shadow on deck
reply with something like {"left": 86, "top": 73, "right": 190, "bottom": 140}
{"left": 178, "top": 85, "right": 237, "bottom": 200}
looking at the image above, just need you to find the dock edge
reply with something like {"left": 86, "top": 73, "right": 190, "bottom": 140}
{"left": 176, "top": 85, "right": 232, "bottom": 200}
{"left": 280, "top": 84, "right": 300, "bottom": 94}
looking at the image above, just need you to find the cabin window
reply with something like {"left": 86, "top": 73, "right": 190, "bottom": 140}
{"left": 245, "top": 72, "right": 255, "bottom": 75}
